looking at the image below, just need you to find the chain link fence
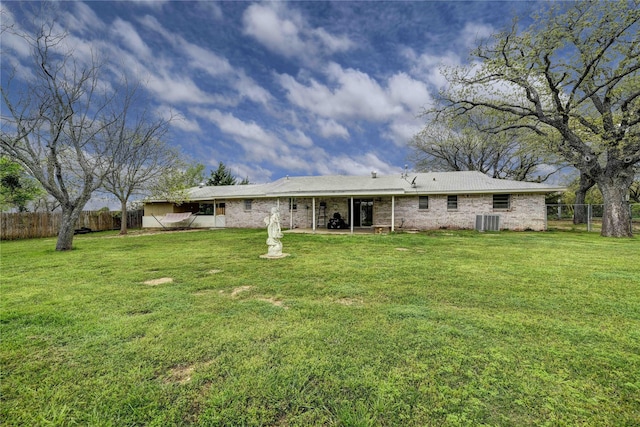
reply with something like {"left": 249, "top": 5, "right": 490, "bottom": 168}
{"left": 546, "top": 204, "right": 640, "bottom": 233}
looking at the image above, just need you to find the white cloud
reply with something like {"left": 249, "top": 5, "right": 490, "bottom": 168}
{"left": 285, "top": 129, "right": 314, "bottom": 148}
{"left": 202, "top": 110, "right": 278, "bottom": 147}
{"left": 280, "top": 62, "right": 430, "bottom": 123}
{"left": 233, "top": 72, "right": 274, "bottom": 105}
{"left": 460, "top": 22, "right": 495, "bottom": 49}
{"left": 278, "top": 65, "right": 389, "bottom": 121}
{"left": 242, "top": 3, "right": 353, "bottom": 65}
{"left": 387, "top": 72, "right": 432, "bottom": 112}
{"left": 243, "top": 3, "right": 305, "bottom": 59}
{"left": 192, "top": 108, "right": 285, "bottom": 161}
{"left": 63, "top": 2, "right": 107, "bottom": 35}
{"left": 384, "top": 115, "right": 423, "bottom": 146}
{"left": 326, "top": 153, "right": 397, "bottom": 176}
{"left": 156, "top": 106, "right": 202, "bottom": 133}
{"left": 138, "top": 14, "right": 273, "bottom": 107}
{"left": 402, "top": 47, "right": 463, "bottom": 90}
{"left": 317, "top": 118, "right": 350, "bottom": 139}
{"left": 111, "top": 18, "right": 153, "bottom": 59}
{"left": 311, "top": 27, "right": 354, "bottom": 53}
{"left": 278, "top": 62, "right": 431, "bottom": 146}
{"left": 121, "top": 0, "right": 169, "bottom": 10}
{"left": 0, "top": 9, "right": 32, "bottom": 60}
{"left": 147, "top": 72, "right": 221, "bottom": 105}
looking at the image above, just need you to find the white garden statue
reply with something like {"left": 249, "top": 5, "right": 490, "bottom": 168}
{"left": 262, "top": 206, "right": 287, "bottom": 258}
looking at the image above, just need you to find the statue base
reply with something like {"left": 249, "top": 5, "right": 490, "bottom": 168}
{"left": 260, "top": 253, "right": 290, "bottom": 259}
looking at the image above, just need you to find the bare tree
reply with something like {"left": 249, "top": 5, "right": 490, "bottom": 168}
{"left": 1, "top": 17, "right": 127, "bottom": 249}
{"left": 100, "top": 99, "right": 178, "bottom": 234}
{"left": 410, "top": 111, "right": 562, "bottom": 182}
{"left": 434, "top": 1, "right": 639, "bottom": 237}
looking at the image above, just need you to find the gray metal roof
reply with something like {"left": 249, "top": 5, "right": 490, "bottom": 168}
{"left": 176, "top": 171, "right": 565, "bottom": 202}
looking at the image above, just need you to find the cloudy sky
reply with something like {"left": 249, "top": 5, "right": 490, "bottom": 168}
{"left": 2, "top": 0, "right": 542, "bottom": 183}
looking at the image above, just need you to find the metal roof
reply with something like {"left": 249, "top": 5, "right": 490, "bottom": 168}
{"left": 172, "top": 171, "right": 565, "bottom": 202}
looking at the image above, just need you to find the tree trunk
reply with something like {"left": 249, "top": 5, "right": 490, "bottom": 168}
{"left": 120, "top": 199, "right": 128, "bottom": 235}
{"left": 573, "top": 173, "right": 594, "bottom": 224}
{"left": 56, "top": 206, "right": 84, "bottom": 251}
{"left": 598, "top": 174, "right": 633, "bottom": 238}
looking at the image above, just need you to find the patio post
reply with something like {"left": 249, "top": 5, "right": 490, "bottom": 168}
{"left": 350, "top": 197, "right": 354, "bottom": 234}
{"left": 391, "top": 196, "right": 395, "bottom": 232}
{"left": 312, "top": 197, "right": 316, "bottom": 232}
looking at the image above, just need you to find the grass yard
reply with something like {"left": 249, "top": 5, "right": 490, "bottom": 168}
{"left": 1, "top": 229, "right": 639, "bottom": 426}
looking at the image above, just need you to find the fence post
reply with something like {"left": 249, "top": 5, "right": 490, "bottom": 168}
{"left": 587, "top": 204, "right": 592, "bottom": 232}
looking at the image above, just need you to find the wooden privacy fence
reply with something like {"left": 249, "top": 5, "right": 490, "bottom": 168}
{"left": 1, "top": 210, "right": 143, "bottom": 240}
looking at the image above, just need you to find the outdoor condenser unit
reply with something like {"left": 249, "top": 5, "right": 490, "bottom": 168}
{"left": 475, "top": 214, "right": 500, "bottom": 232}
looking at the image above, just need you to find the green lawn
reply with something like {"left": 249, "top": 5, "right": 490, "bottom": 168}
{"left": 1, "top": 229, "right": 639, "bottom": 426}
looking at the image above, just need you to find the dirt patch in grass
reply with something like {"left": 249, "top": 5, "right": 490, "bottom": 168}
{"left": 192, "top": 289, "right": 215, "bottom": 296}
{"left": 334, "top": 297, "right": 363, "bottom": 306}
{"left": 111, "top": 229, "right": 209, "bottom": 238}
{"left": 144, "top": 277, "right": 173, "bottom": 286}
{"left": 395, "top": 247, "right": 409, "bottom": 251}
{"left": 256, "top": 297, "right": 288, "bottom": 309}
{"left": 230, "top": 285, "right": 253, "bottom": 296}
{"left": 167, "top": 364, "right": 195, "bottom": 385}
{"left": 208, "top": 269, "right": 223, "bottom": 274}
{"left": 166, "top": 360, "right": 215, "bottom": 386}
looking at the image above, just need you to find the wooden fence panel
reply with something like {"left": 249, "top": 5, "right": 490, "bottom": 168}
{"left": 1, "top": 210, "right": 143, "bottom": 240}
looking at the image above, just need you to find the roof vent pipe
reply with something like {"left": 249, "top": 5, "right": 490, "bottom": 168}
{"left": 371, "top": 171, "right": 377, "bottom": 178}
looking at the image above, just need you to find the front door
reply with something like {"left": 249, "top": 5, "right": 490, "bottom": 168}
{"left": 351, "top": 199, "right": 373, "bottom": 227}
{"left": 215, "top": 202, "right": 226, "bottom": 227}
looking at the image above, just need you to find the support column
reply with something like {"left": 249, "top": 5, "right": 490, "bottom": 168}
{"left": 391, "top": 196, "right": 395, "bottom": 232}
{"left": 350, "top": 197, "right": 354, "bottom": 234}
{"left": 290, "top": 198, "right": 293, "bottom": 229}
{"left": 312, "top": 197, "right": 316, "bottom": 232}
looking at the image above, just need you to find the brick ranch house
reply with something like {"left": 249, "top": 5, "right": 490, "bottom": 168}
{"left": 143, "top": 171, "right": 565, "bottom": 232}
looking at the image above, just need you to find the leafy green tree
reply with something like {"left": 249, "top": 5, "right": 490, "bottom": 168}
{"left": 0, "top": 157, "right": 44, "bottom": 212}
{"left": 147, "top": 163, "right": 205, "bottom": 205}
{"left": 206, "top": 162, "right": 237, "bottom": 186}
{"left": 433, "top": 1, "right": 639, "bottom": 237}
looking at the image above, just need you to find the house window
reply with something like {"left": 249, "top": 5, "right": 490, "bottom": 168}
{"left": 198, "top": 203, "right": 214, "bottom": 215}
{"left": 289, "top": 198, "right": 297, "bottom": 210}
{"left": 493, "top": 194, "right": 510, "bottom": 210}
{"left": 244, "top": 199, "right": 252, "bottom": 211}
{"left": 447, "top": 195, "right": 458, "bottom": 210}
{"left": 419, "top": 196, "right": 429, "bottom": 210}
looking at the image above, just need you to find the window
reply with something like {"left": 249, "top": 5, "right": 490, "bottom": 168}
{"left": 244, "top": 199, "right": 252, "bottom": 210}
{"left": 447, "top": 195, "right": 458, "bottom": 210}
{"left": 493, "top": 194, "right": 510, "bottom": 210}
{"left": 419, "top": 196, "right": 429, "bottom": 209}
{"left": 289, "top": 198, "right": 297, "bottom": 210}
{"left": 198, "top": 203, "right": 214, "bottom": 215}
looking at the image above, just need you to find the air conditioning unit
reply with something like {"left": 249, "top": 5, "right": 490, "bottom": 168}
{"left": 475, "top": 214, "right": 500, "bottom": 232}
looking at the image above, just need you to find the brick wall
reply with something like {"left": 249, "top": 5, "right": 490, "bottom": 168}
{"left": 162, "top": 193, "right": 547, "bottom": 231}
{"left": 389, "top": 193, "right": 546, "bottom": 231}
